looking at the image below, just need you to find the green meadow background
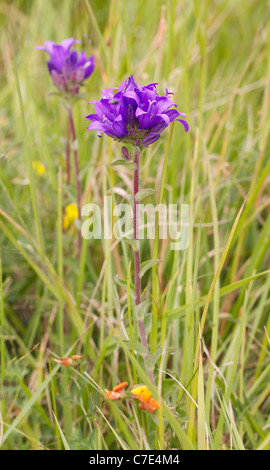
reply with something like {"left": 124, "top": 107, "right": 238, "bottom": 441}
{"left": 0, "top": 0, "right": 270, "bottom": 450}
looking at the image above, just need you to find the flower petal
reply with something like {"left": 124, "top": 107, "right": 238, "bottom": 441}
{"left": 112, "top": 382, "right": 129, "bottom": 392}
{"left": 85, "top": 113, "right": 99, "bottom": 121}
{"left": 131, "top": 385, "right": 148, "bottom": 397}
{"left": 86, "top": 121, "right": 107, "bottom": 132}
{"left": 124, "top": 90, "right": 141, "bottom": 106}
{"left": 143, "top": 133, "right": 160, "bottom": 146}
{"left": 176, "top": 118, "right": 189, "bottom": 133}
{"left": 61, "top": 37, "right": 78, "bottom": 52}
{"left": 83, "top": 57, "right": 95, "bottom": 79}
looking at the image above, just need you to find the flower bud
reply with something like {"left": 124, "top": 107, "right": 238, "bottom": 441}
{"left": 121, "top": 146, "right": 131, "bottom": 161}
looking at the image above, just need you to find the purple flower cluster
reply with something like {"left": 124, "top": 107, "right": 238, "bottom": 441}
{"left": 86, "top": 75, "right": 188, "bottom": 147}
{"left": 36, "top": 38, "right": 94, "bottom": 95}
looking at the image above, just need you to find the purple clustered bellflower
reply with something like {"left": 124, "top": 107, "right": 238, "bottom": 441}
{"left": 36, "top": 38, "right": 95, "bottom": 95}
{"left": 86, "top": 75, "right": 189, "bottom": 148}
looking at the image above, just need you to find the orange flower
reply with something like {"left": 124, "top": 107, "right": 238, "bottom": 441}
{"left": 104, "top": 382, "right": 159, "bottom": 413}
{"left": 104, "top": 391, "right": 120, "bottom": 400}
{"left": 105, "top": 381, "right": 128, "bottom": 401}
{"left": 53, "top": 355, "right": 82, "bottom": 366}
{"left": 139, "top": 397, "right": 159, "bottom": 413}
{"left": 138, "top": 389, "right": 152, "bottom": 403}
{"left": 112, "top": 381, "right": 129, "bottom": 393}
{"left": 131, "top": 385, "right": 159, "bottom": 413}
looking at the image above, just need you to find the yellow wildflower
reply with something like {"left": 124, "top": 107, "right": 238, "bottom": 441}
{"left": 32, "top": 160, "right": 46, "bottom": 176}
{"left": 63, "top": 203, "right": 79, "bottom": 230}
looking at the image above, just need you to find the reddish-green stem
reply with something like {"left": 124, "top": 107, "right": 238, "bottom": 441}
{"left": 133, "top": 148, "right": 154, "bottom": 383}
{"left": 65, "top": 118, "right": 71, "bottom": 186}
{"left": 133, "top": 148, "right": 141, "bottom": 306}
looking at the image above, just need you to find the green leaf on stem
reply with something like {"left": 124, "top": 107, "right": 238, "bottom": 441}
{"left": 123, "top": 339, "right": 147, "bottom": 357}
{"left": 110, "top": 160, "right": 136, "bottom": 171}
{"left": 121, "top": 238, "right": 139, "bottom": 251}
{"left": 128, "top": 194, "right": 134, "bottom": 208}
{"left": 135, "top": 188, "right": 157, "bottom": 201}
{"left": 146, "top": 348, "right": 163, "bottom": 370}
{"left": 135, "top": 300, "right": 150, "bottom": 321}
{"left": 140, "top": 259, "right": 162, "bottom": 278}
{"left": 114, "top": 274, "right": 135, "bottom": 294}
{"left": 144, "top": 312, "right": 152, "bottom": 337}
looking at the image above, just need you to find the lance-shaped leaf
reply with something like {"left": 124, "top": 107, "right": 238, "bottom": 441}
{"left": 123, "top": 339, "right": 147, "bottom": 357}
{"left": 135, "top": 188, "right": 157, "bottom": 202}
{"left": 114, "top": 274, "right": 135, "bottom": 295}
{"left": 109, "top": 160, "right": 136, "bottom": 171}
{"left": 146, "top": 348, "right": 163, "bottom": 370}
{"left": 135, "top": 300, "right": 150, "bottom": 321}
{"left": 140, "top": 259, "right": 162, "bottom": 279}
{"left": 121, "top": 238, "right": 139, "bottom": 251}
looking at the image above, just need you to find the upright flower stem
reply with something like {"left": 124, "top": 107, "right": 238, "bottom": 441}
{"left": 133, "top": 148, "right": 141, "bottom": 306}
{"left": 133, "top": 148, "right": 154, "bottom": 383}
{"left": 67, "top": 106, "right": 82, "bottom": 256}
{"left": 65, "top": 119, "right": 71, "bottom": 186}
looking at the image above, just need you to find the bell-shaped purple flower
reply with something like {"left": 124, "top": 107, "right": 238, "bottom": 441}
{"left": 86, "top": 75, "right": 188, "bottom": 147}
{"left": 36, "top": 38, "right": 95, "bottom": 95}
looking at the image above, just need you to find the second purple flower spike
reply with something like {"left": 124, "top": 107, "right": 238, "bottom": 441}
{"left": 36, "top": 37, "right": 95, "bottom": 96}
{"left": 86, "top": 75, "right": 188, "bottom": 148}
